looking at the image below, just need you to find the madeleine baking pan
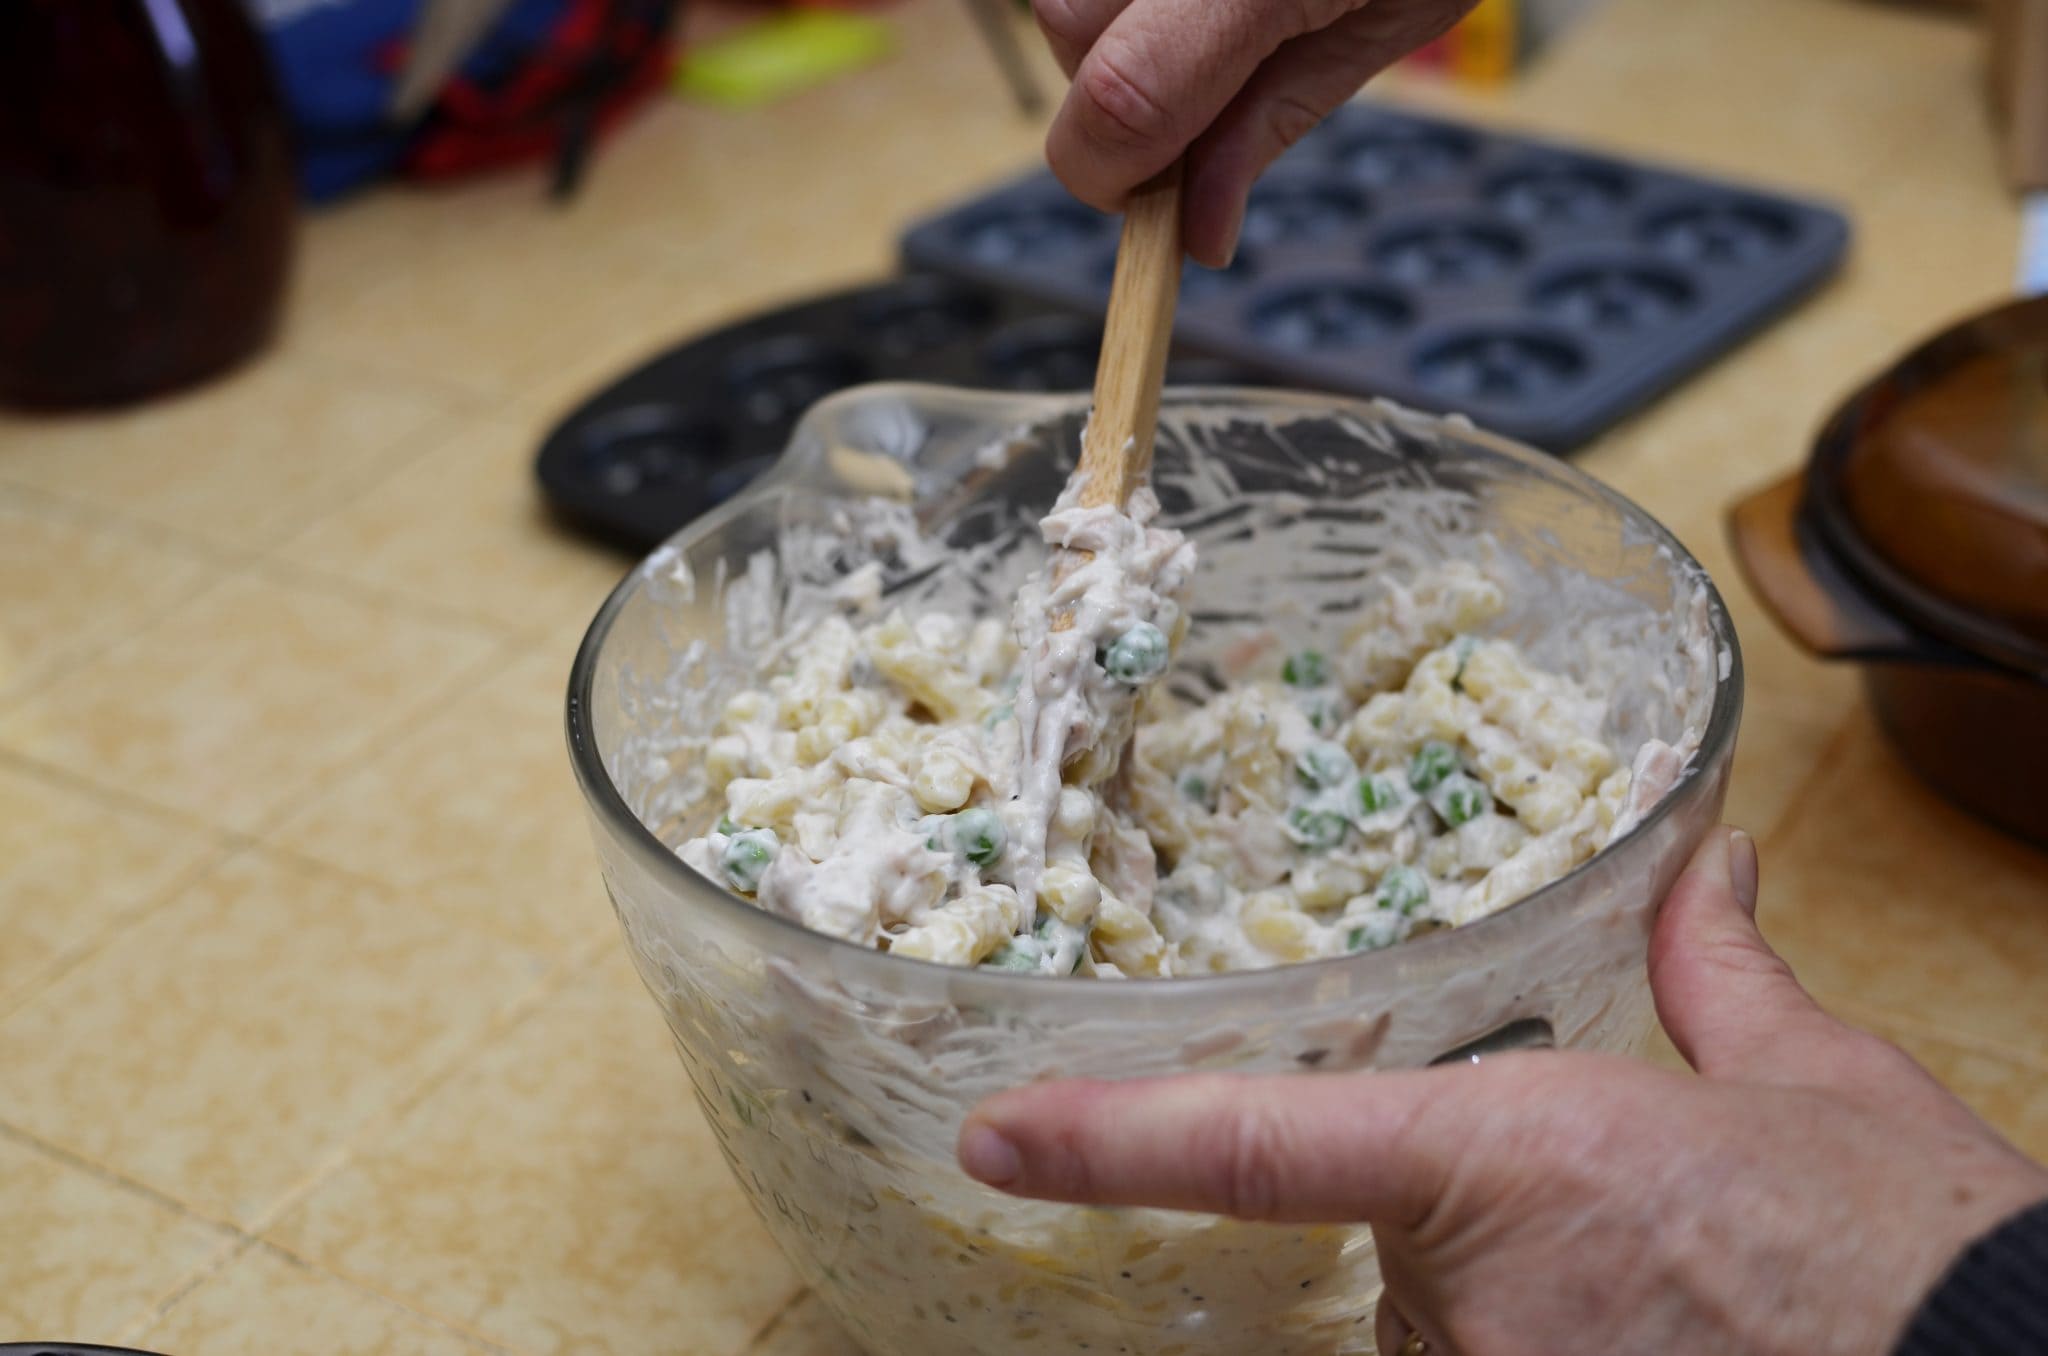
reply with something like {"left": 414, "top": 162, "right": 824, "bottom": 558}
{"left": 534, "top": 274, "right": 1274, "bottom": 550}
{"left": 1730, "top": 296, "right": 2048, "bottom": 846}
{"left": 902, "top": 101, "right": 1852, "bottom": 451}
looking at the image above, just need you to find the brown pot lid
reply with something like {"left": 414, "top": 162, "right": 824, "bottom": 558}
{"left": 1808, "top": 296, "right": 2048, "bottom": 675}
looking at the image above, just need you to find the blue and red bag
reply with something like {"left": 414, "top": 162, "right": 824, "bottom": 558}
{"left": 249, "top": 0, "right": 677, "bottom": 202}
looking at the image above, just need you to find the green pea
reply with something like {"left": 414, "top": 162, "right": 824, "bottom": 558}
{"left": 1024, "top": 915, "right": 1087, "bottom": 974}
{"left": 1346, "top": 921, "right": 1397, "bottom": 953}
{"left": 1346, "top": 907, "right": 1404, "bottom": 951}
{"left": 1101, "top": 622, "right": 1170, "bottom": 683}
{"left": 1450, "top": 636, "right": 1479, "bottom": 694}
{"left": 1302, "top": 692, "right": 1344, "bottom": 733}
{"left": 1436, "top": 774, "right": 1492, "bottom": 827}
{"left": 1375, "top": 864, "right": 1430, "bottom": 916}
{"left": 1179, "top": 772, "right": 1210, "bottom": 804}
{"left": 1356, "top": 772, "right": 1402, "bottom": 816}
{"left": 721, "top": 828, "right": 778, "bottom": 893}
{"left": 948, "top": 807, "right": 1008, "bottom": 868}
{"left": 981, "top": 941, "right": 1042, "bottom": 973}
{"left": 1286, "top": 807, "right": 1349, "bottom": 852}
{"left": 1407, "top": 739, "right": 1460, "bottom": 792}
{"left": 715, "top": 814, "right": 738, "bottom": 835}
{"left": 1282, "top": 649, "right": 1328, "bottom": 687}
{"left": 1295, "top": 740, "right": 1356, "bottom": 790}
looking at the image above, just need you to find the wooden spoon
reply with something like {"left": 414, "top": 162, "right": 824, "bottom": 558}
{"left": 1052, "top": 163, "right": 1186, "bottom": 630}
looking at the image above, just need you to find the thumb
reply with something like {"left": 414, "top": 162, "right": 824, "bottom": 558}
{"left": 1180, "top": 11, "right": 1404, "bottom": 267}
{"left": 957, "top": 1068, "right": 1468, "bottom": 1225}
{"left": 1180, "top": 0, "right": 1481, "bottom": 267}
{"left": 1648, "top": 826, "right": 1848, "bottom": 1081}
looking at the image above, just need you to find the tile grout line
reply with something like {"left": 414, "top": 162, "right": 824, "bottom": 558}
{"left": 1, "top": 854, "right": 594, "bottom": 1356}
{"left": 248, "top": 834, "right": 621, "bottom": 968}
{"left": 253, "top": 1236, "right": 536, "bottom": 1356}
{"left": 1, "top": 601, "right": 610, "bottom": 1329}
{"left": 0, "top": 832, "right": 250, "bottom": 1025}
{"left": 1, "top": 934, "right": 593, "bottom": 1355}
{"left": 0, "top": 808, "right": 584, "bottom": 1024}
{"left": 9, "top": 441, "right": 574, "bottom": 645}
{"left": 249, "top": 838, "right": 404, "bottom": 895}
{"left": 292, "top": 343, "right": 505, "bottom": 422}
{"left": 116, "top": 1232, "right": 264, "bottom": 1349}
{"left": 0, "top": 570, "right": 524, "bottom": 849}
{"left": 0, "top": 571, "right": 253, "bottom": 722}
{"left": 233, "top": 629, "right": 533, "bottom": 847}
{"left": 0, "top": 745, "right": 249, "bottom": 843}
{"left": 228, "top": 962, "right": 604, "bottom": 1356}
{"left": 0, "top": 1119, "right": 247, "bottom": 1238}
{"left": 1, "top": 378, "right": 501, "bottom": 631}
{"left": 248, "top": 552, "right": 534, "bottom": 638}
{"left": 241, "top": 936, "right": 598, "bottom": 1243}
{"left": 0, "top": 490, "right": 252, "bottom": 708}
{"left": 283, "top": 333, "right": 523, "bottom": 414}
{"left": 0, "top": 477, "right": 263, "bottom": 573}
{"left": 3, "top": 575, "right": 552, "bottom": 882}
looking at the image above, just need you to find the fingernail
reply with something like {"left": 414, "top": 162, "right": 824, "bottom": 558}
{"left": 1218, "top": 212, "right": 1242, "bottom": 269}
{"left": 1728, "top": 830, "right": 1759, "bottom": 917}
{"left": 959, "top": 1122, "right": 1022, "bottom": 1187}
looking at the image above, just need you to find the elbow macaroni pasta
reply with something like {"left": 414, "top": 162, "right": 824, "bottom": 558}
{"left": 677, "top": 556, "right": 1656, "bottom": 976}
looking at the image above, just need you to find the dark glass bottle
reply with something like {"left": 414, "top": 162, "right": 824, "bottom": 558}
{"left": 0, "top": 0, "right": 298, "bottom": 410}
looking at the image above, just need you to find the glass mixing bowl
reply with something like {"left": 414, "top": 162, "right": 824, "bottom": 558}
{"left": 567, "top": 386, "right": 1742, "bottom": 1355}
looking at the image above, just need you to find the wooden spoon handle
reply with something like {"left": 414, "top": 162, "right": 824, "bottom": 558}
{"left": 1074, "top": 162, "right": 1185, "bottom": 511}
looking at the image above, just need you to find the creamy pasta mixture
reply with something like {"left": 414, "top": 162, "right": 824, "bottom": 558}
{"left": 677, "top": 478, "right": 1658, "bottom": 976}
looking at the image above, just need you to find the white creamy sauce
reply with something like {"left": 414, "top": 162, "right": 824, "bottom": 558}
{"left": 674, "top": 481, "right": 1682, "bottom": 977}
{"left": 1008, "top": 480, "right": 1195, "bottom": 937}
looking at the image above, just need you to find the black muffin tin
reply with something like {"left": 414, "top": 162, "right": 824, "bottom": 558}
{"left": 900, "top": 101, "right": 1852, "bottom": 450}
{"left": 535, "top": 275, "right": 1274, "bottom": 551}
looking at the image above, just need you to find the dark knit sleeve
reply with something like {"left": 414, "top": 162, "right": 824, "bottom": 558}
{"left": 1896, "top": 1197, "right": 2048, "bottom": 1356}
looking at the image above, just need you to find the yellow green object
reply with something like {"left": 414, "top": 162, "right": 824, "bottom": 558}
{"left": 674, "top": 10, "right": 897, "bottom": 108}
{"left": 1449, "top": 0, "right": 1517, "bottom": 85}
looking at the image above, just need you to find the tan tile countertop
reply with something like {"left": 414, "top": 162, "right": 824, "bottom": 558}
{"left": 3, "top": 0, "right": 2047, "bottom": 1351}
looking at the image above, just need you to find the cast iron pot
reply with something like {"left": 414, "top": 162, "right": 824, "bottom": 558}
{"left": 1730, "top": 296, "right": 2048, "bottom": 847}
